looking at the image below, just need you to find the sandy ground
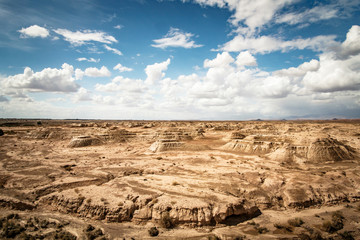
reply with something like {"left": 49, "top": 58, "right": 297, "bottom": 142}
{"left": 0, "top": 119, "right": 359, "bottom": 239}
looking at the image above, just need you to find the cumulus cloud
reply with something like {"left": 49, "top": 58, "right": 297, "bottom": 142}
{"left": 235, "top": 51, "right": 257, "bottom": 67}
{"left": 339, "top": 25, "right": 360, "bottom": 58}
{"left": 274, "top": 59, "right": 320, "bottom": 78}
{"left": 204, "top": 52, "right": 234, "bottom": 68}
{"left": 76, "top": 57, "right": 100, "bottom": 63}
{"left": 84, "top": 66, "right": 111, "bottom": 77}
{"left": 74, "top": 66, "right": 111, "bottom": 80}
{"left": 192, "top": 0, "right": 293, "bottom": 32}
{"left": 104, "top": 44, "right": 123, "bottom": 55}
{"left": 151, "top": 27, "right": 203, "bottom": 49}
{"left": 96, "top": 76, "right": 146, "bottom": 93}
{"left": 303, "top": 54, "right": 360, "bottom": 92}
{"left": 53, "top": 29, "right": 117, "bottom": 45}
{"left": 0, "top": 63, "right": 79, "bottom": 92}
{"left": 93, "top": 95, "right": 116, "bottom": 105}
{"left": 113, "top": 63, "right": 133, "bottom": 72}
{"left": 145, "top": 58, "right": 171, "bottom": 85}
{"left": 18, "top": 25, "right": 49, "bottom": 38}
{"left": 75, "top": 69, "right": 84, "bottom": 80}
{"left": 220, "top": 34, "right": 337, "bottom": 53}
{"left": 257, "top": 76, "right": 292, "bottom": 98}
{"left": 73, "top": 87, "right": 93, "bottom": 102}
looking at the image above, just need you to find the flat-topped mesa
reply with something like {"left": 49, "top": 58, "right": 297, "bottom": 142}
{"left": 155, "top": 128, "right": 194, "bottom": 141}
{"left": 269, "top": 137, "right": 356, "bottom": 163}
{"left": 223, "top": 135, "right": 356, "bottom": 163}
{"left": 108, "top": 129, "right": 136, "bottom": 142}
{"left": 68, "top": 136, "right": 102, "bottom": 148}
{"left": 149, "top": 139, "right": 185, "bottom": 152}
{"left": 27, "top": 128, "right": 67, "bottom": 139}
{"left": 230, "top": 132, "right": 246, "bottom": 140}
{"left": 221, "top": 139, "right": 281, "bottom": 154}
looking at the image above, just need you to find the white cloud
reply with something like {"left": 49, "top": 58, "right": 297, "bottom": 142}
{"left": 0, "top": 63, "right": 79, "bottom": 92}
{"left": 274, "top": 59, "right": 320, "bottom": 78}
{"left": 18, "top": 25, "right": 49, "bottom": 38}
{"left": 303, "top": 54, "right": 360, "bottom": 92}
{"left": 276, "top": 5, "right": 338, "bottom": 25}
{"left": 145, "top": 58, "right": 171, "bottom": 85}
{"left": 73, "top": 87, "right": 92, "bottom": 102}
{"left": 53, "top": 29, "right": 117, "bottom": 46}
{"left": 257, "top": 76, "right": 292, "bottom": 98}
{"left": 204, "top": 52, "right": 234, "bottom": 68}
{"left": 340, "top": 25, "right": 360, "bottom": 58}
{"left": 84, "top": 66, "right": 111, "bottom": 77}
{"left": 114, "top": 25, "right": 123, "bottom": 29}
{"left": 93, "top": 95, "right": 116, "bottom": 105}
{"left": 235, "top": 51, "right": 257, "bottom": 67}
{"left": 192, "top": 0, "right": 294, "bottom": 32}
{"left": 113, "top": 63, "right": 133, "bottom": 72}
{"left": 104, "top": 44, "right": 123, "bottom": 55}
{"left": 220, "top": 34, "right": 337, "bottom": 53}
{"left": 151, "top": 27, "right": 203, "bottom": 49}
{"left": 75, "top": 69, "right": 84, "bottom": 80}
{"left": 76, "top": 57, "right": 100, "bottom": 63}
{"left": 96, "top": 76, "right": 146, "bottom": 93}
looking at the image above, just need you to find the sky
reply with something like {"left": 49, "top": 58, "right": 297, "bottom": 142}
{"left": 0, "top": 0, "right": 359, "bottom": 120}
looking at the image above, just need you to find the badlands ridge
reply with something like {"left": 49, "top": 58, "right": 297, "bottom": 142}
{"left": 0, "top": 119, "right": 359, "bottom": 239}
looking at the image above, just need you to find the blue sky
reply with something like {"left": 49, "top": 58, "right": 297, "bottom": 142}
{"left": 0, "top": 0, "right": 359, "bottom": 120}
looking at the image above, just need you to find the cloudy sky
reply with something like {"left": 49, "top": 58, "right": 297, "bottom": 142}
{"left": 0, "top": 0, "right": 359, "bottom": 120}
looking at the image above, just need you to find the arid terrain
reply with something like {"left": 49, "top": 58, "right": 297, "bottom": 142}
{"left": 0, "top": 119, "right": 359, "bottom": 239}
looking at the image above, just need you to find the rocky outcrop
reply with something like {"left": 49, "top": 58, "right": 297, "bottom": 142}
{"left": 221, "top": 139, "right": 281, "bottom": 154}
{"left": 0, "top": 196, "right": 35, "bottom": 210}
{"left": 28, "top": 128, "right": 66, "bottom": 139}
{"left": 268, "top": 137, "right": 356, "bottom": 163}
{"left": 223, "top": 137, "right": 356, "bottom": 163}
{"left": 68, "top": 136, "right": 102, "bottom": 148}
{"left": 108, "top": 129, "right": 136, "bottom": 142}
{"left": 41, "top": 193, "right": 261, "bottom": 226}
{"left": 307, "top": 138, "right": 355, "bottom": 162}
{"left": 133, "top": 201, "right": 260, "bottom": 226}
{"left": 149, "top": 140, "right": 185, "bottom": 152}
{"left": 230, "top": 132, "right": 246, "bottom": 140}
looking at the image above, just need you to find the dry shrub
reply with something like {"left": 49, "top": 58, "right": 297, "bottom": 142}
{"left": 160, "top": 212, "right": 173, "bottom": 229}
{"left": 288, "top": 217, "right": 304, "bottom": 227}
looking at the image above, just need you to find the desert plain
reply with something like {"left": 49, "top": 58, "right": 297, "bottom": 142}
{"left": 0, "top": 119, "right": 359, "bottom": 239}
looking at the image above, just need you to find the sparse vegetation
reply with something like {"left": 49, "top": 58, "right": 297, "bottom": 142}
{"left": 172, "top": 181, "right": 180, "bottom": 186}
{"left": 207, "top": 235, "right": 221, "bottom": 240}
{"left": 84, "top": 225, "right": 106, "bottom": 240}
{"left": 322, "top": 211, "right": 344, "bottom": 233}
{"left": 1, "top": 221, "right": 25, "bottom": 238}
{"left": 255, "top": 226, "right": 269, "bottom": 234}
{"left": 297, "top": 233, "right": 311, "bottom": 240}
{"left": 160, "top": 212, "right": 174, "bottom": 229}
{"left": 288, "top": 217, "right": 304, "bottom": 227}
{"left": 148, "top": 227, "right": 159, "bottom": 237}
{"left": 274, "top": 223, "right": 292, "bottom": 232}
{"left": 54, "top": 230, "right": 77, "bottom": 240}
{"left": 338, "top": 231, "right": 354, "bottom": 240}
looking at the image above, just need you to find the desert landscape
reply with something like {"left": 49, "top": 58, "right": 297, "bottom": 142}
{"left": 0, "top": 119, "right": 359, "bottom": 239}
